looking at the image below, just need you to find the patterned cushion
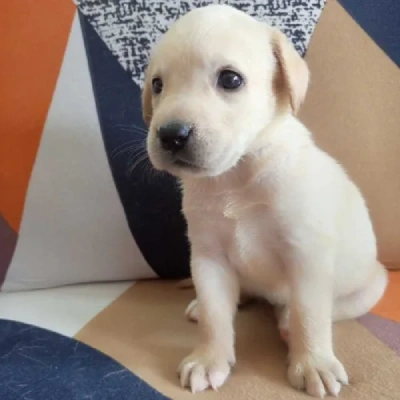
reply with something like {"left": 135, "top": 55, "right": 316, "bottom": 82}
{"left": 0, "top": 0, "right": 398, "bottom": 291}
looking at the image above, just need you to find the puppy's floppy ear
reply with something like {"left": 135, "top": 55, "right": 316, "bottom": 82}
{"left": 141, "top": 68, "right": 153, "bottom": 126}
{"left": 271, "top": 28, "right": 309, "bottom": 114}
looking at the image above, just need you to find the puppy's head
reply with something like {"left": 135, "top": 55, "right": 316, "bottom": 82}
{"left": 143, "top": 5, "right": 309, "bottom": 178}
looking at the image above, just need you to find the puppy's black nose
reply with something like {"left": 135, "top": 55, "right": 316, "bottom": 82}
{"left": 158, "top": 121, "right": 193, "bottom": 152}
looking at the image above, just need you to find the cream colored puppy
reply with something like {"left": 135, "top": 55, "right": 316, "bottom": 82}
{"left": 143, "top": 5, "right": 388, "bottom": 398}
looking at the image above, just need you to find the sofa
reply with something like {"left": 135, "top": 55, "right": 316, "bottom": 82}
{"left": 1, "top": 1, "right": 399, "bottom": 399}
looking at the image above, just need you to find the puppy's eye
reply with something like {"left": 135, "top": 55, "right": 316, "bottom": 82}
{"left": 152, "top": 77, "right": 163, "bottom": 94}
{"left": 217, "top": 70, "right": 243, "bottom": 90}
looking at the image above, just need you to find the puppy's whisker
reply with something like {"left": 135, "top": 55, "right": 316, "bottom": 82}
{"left": 129, "top": 123, "right": 149, "bottom": 134}
{"left": 117, "top": 127, "right": 147, "bottom": 134}
{"left": 112, "top": 145, "right": 137, "bottom": 159}
{"left": 127, "top": 153, "right": 151, "bottom": 176}
{"left": 126, "top": 148, "right": 148, "bottom": 161}
{"left": 112, "top": 145, "right": 146, "bottom": 160}
{"left": 142, "top": 159, "right": 166, "bottom": 184}
{"left": 112, "top": 138, "right": 145, "bottom": 149}
{"left": 126, "top": 152, "right": 165, "bottom": 184}
{"left": 126, "top": 145, "right": 148, "bottom": 158}
{"left": 113, "top": 123, "right": 147, "bottom": 131}
{"left": 111, "top": 140, "right": 147, "bottom": 159}
{"left": 112, "top": 124, "right": 148, "bottom": 136}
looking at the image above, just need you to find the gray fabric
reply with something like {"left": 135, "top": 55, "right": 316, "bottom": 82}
{"left": 0, "top": 215, "right": 17, "bottom": 287}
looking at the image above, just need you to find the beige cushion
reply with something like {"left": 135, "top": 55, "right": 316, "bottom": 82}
{"left": 299, "top": 1, "right": 400, "bottom": 270}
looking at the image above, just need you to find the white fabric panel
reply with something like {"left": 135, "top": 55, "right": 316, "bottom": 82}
{"left": 3, "top": 13, "right": 154, "bottom": 291}
{"left": 0, "top": 282, "right": 132, "bottom": 337}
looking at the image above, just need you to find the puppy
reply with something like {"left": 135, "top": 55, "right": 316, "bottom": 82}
{"left": 178, "top": 278, "right": 256, "bottom": 322}
{"left": 143, "top": 5, "right": 388, "bottom": 397}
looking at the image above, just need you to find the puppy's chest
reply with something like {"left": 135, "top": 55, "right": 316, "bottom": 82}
{"left": 223, "top": 192, "right": 279, "bottom": 265}
{"left": 189, "top": 186, "right": 281, "bottom": 268}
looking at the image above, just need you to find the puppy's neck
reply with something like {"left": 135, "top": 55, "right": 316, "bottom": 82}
{"left": 182, "top": 114, "right": 312, "bottom": 192}
{"left": 250, "top": 113, "right": 309, "bottom": 152}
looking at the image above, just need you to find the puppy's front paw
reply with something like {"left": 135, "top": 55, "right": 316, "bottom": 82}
{"left": 288, "top": 352, "right": 348, "bottom": 398}
{"left": 178, "top": 347, "right": 234, "bottom": 393}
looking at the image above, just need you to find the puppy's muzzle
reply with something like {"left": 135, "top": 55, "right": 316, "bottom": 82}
{"left": 158, "top": 120, "right": 193, "bottom": 153}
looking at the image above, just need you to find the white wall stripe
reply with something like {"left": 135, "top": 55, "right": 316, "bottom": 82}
{"left": 3, "top": 12, "right": 155, "bottom": 292}
{"left": 0, "top": 282, "right": 132, "bottom": 337}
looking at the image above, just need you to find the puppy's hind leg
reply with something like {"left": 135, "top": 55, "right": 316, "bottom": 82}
{"left": 185, "top": 294, "right": 255, "bottom": 323}
{"left": 185, "top": 299, "right": 200, "bottom": 322}
{"left": 274, "top": 304, "right": 290, "bottom": 343}
{"left": 274, "top": 262, "right": 388, "bottom": 344}
{"left": 333, "top": 261, "right": 388, "bottom": 322}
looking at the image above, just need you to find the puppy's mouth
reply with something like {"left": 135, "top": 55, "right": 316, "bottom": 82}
{"left": 161, "top": 153, "right": 212, "bottom": 176}
{"left": 172, "top": 157, "right": 200, "bottom": 170}
{"left": 166, "top": 149, "right": 241, "bottom": 177}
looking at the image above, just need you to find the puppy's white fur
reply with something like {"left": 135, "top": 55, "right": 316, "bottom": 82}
{"left": 143, "top": 5, "right": 388, "bottom": 397}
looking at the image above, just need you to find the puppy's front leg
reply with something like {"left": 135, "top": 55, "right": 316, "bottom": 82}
{"left": 179, "top": 252, "right": 239, "bottom": 393}
{"left": 286, "top": 249, "right": 348, "bottom": 398}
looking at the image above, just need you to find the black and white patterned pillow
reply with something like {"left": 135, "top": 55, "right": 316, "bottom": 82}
{"left": 77, "top": 0, "right": 326, "bottom": 87}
